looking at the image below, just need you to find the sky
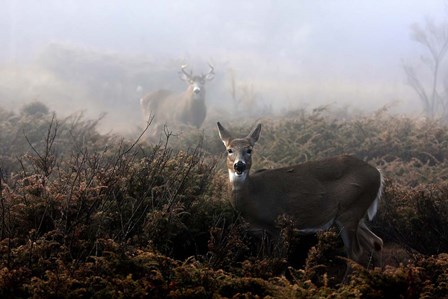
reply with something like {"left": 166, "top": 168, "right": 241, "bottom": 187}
{"left": 1, "top": 0, "right": 448, "bottom": 132}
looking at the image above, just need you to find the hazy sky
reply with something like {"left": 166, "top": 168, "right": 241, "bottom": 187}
{"left": 2, "top": 1, "right": 446, "bottom": 60}
{"left": 2, "top": 0, "right": 448, "bottom": 130}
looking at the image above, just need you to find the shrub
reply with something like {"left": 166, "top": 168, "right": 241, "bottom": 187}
{"left": 20, "top": 101, "right": 50, "bottom": 116}
{"left": 1, "top": 104, "right": 448, "bottom": 297}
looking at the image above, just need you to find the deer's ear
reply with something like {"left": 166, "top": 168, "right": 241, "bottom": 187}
{"left": 247, "top": 123, "right": 261, "bottom": 145}
{"left": 217, "top": 122, "right": 232, "bottom": 147}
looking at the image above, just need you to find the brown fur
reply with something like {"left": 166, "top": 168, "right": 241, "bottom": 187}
{"left": 218, "top": 122, "right": 384, "bottom": 269}
{"left": 140, "top": 66, "right": 214, "bottom": 139}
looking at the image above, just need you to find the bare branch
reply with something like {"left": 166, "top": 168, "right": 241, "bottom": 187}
{"left": 406, "top": 18, "right": 448, "bottom": 119}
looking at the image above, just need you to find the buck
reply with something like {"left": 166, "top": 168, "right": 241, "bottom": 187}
{"left": 140, "top": 64, "right": 215, "bottom": 139}
{"left": 217, "top": 122, "right": 384, "bottom": 269}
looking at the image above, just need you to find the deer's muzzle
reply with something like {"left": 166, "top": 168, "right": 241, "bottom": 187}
{"left": 234, "top": 161, "right": 246, "bottom": 175}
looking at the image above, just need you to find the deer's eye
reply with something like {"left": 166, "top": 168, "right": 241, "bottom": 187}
{"left": 227, "top": 149, "right": 233, "bottom": 154}
{"left": 246, "top": 149, "right": 252, "bottom": 154}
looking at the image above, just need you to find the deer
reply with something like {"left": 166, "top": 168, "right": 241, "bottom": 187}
{"left": 217, "top": 122, "right": 384, "bottom": 273}
{"left": 140, "top": 64, "right": 215, "bottom": 139}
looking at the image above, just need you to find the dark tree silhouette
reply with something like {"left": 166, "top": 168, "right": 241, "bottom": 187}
{"left": 404, "top": 18, "right": 448, "bottom": 119}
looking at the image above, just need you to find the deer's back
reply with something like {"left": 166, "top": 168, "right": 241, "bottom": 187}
{"left": 141, "top": 89, "right": 206, "bottom": 128}
{"left": 238, "top": 155, "right": 380, "bottom": 229}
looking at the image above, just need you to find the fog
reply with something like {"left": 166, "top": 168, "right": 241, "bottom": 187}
{"left": 1, "top": 0, "right": 447, "bottom": 134}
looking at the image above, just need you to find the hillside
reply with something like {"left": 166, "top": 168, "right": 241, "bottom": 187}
{"left": 1, "top": 103, "right": 447, "bottom": 298}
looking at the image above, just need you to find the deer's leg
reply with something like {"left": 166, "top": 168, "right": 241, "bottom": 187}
{"left": 149, "top": 123, "right": 167, "bottom": 143}
{"left": 358, "top": 220, "right": 383, "bottom": 268}
{"left": 336, "top": 219, "right": 363, "bottom": 263}
{"left": 335, "top": 218, "right": 364, "bottom": 283}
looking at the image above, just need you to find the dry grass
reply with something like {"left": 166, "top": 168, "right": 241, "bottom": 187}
{"left": 1, "top": 103, "right": 448, "bottom": 298}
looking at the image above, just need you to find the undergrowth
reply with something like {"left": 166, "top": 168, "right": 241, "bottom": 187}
{"left": 1, "top": 103, "right": 447, "bottom": 298}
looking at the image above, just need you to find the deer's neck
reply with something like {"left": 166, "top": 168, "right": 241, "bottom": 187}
{"left": 176, "top": 91, "right": 206, "bottom": 127}
{"left": 229, "top": 170, "right": 253, "bottom": 207}
{"left": 228, "top": 170, "right": 250, "bottom": 191}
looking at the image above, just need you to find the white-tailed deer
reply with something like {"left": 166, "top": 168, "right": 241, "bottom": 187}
{"left": 217, "top": 122, "right": 384, "bottom": 269}
{"left": 140, "top": 64, "right": 215, "bottom": 139}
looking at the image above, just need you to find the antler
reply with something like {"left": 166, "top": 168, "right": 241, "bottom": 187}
{"left": 206, "top": 63, "right": 214, "bottom": 76}
{"left": 180, "top": 65, "right": 193, "bottom": 80}
{"left": 202, "top": 63, "right": 215, "bottom": 80}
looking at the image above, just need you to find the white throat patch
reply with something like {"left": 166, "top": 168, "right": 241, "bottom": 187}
{"left": 228, "top": 169, "right": 247, "bottom": 190}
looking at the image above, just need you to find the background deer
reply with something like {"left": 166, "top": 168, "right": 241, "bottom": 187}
{"left": 140, "top": 64, "right": 215, "bottom": 139}
{"left": 217, "top": 122, "right": 384, "bottom": 270}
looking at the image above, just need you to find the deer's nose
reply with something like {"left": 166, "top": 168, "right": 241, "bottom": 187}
{"left": 193, "top": 87, "right": 201, "bottom": 94}
{"left": 234, "top": 161, "right": 246, "bottom": 174}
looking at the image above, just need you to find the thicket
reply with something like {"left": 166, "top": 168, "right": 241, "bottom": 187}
{"left": 1, "top": 103, "right": 448, "bottom": 298}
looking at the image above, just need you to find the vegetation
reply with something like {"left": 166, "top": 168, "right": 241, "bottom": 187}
{"left": 1, "top": 102, "right": 448, "bottom": 298}
{"left": 404, "top": 17, "right": 448, "bottom": 120}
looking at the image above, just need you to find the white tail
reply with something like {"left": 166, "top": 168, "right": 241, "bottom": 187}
{"left": 140, "top": 64, "right": 215, "bottom": 139}
{"left": 367, "top": 169, "right": 384, "bottom": 221}
{"left": 217, "top": 122, "right": 383, "bottom": 268}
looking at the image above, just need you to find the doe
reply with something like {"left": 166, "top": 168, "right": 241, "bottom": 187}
{"left": 217, "top": 122, "right": 383, "bottom": 269}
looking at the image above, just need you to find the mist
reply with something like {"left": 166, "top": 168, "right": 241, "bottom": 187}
{"left": 1, "top": 0, "right": 447, "bottom": 134}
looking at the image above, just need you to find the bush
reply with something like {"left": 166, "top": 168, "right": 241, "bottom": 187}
{"left": 1, "top": 104, "right": 448, "bottom": 297}
{"left": 374, "top": 181, "right": 448, "bottom": 255}
{"left": 20, "top": 101, "right": 50, "bottom": 116}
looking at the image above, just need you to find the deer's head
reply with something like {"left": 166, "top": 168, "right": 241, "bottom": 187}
{"left": 217, "top": 122, "right": 261, "bottom": 186}
{"left": 179, "top": 64, "right": 215, "bottom": 99}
